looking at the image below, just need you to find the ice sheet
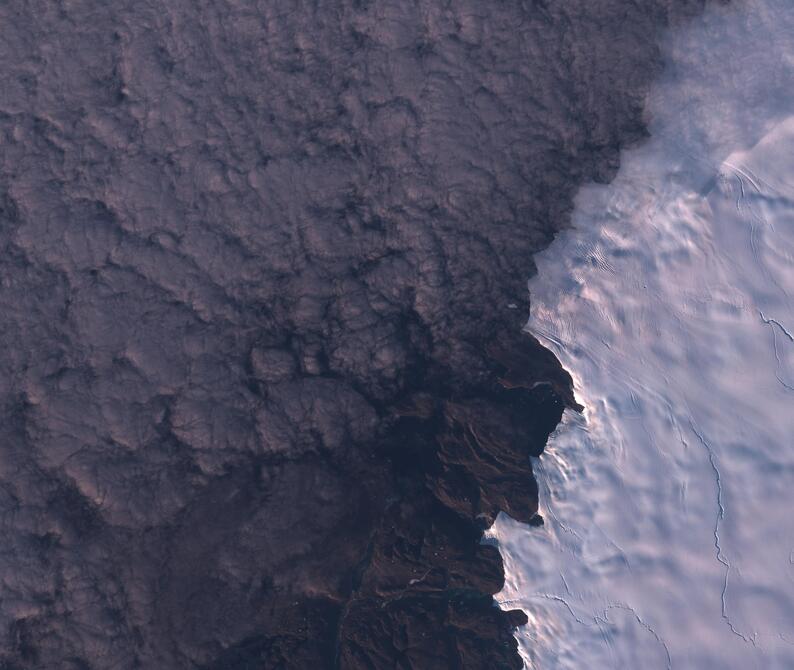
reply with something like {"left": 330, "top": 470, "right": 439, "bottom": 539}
{"left": 488, "top": 1, "right": 794, "bottom": 667}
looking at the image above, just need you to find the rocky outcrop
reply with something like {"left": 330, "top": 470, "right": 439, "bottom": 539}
{"left": 0, "top": 1, "right": 719, "bottom": 667}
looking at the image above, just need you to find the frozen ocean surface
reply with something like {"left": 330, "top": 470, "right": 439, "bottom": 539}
{"left": 488, "top": 1, "right": 794, "bottom": 667}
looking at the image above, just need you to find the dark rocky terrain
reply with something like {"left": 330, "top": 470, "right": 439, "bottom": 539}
{"left": 0, "top": 1, "right": 721, "bottom": 668}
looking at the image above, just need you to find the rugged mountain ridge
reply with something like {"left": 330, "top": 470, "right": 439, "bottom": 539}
{"left": 0, "top": 1, "right": 721, "bottom": 667}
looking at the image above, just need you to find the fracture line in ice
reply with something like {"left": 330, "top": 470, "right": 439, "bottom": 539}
{"left": 689, "top": 420, "right": 757, "bottom": 646}
{"left": 760, "top": 311, "right": 794, "bottom": 342}
{"left": 599, "top": 603, "right": 672, "bottom": 670}
{"left": 760, "top": 311, "right": 794, "bottom": 392}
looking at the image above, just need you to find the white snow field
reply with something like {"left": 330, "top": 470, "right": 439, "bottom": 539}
{"left": 488, "top": 1, "right": 794, "bottom": 668}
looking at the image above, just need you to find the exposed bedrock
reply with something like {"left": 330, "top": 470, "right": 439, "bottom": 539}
{"left": 0, "top": 0, "right": 721, "bottom": 667}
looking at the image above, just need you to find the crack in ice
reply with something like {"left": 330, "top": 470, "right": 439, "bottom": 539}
{"left": 501, "top": 591, "right": 674, "bottom": 668}
{"left": 689, "top": 420, "right": 757, "bottom": 646}
{"left": 759, "top": 311, "right": 794, "bottom": 391}
{"left": 496, "top": 594, "right": 590, "bottom": 629}
{"left": 760, "top": 311, "right": 794, "bottom": 342}
{"left": 599, "top": 603, "right": 673, "bottom": 670}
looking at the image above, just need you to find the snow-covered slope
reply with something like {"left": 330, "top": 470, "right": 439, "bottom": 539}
{"left": 489, "top": 1, "right": 794, "bottom": 667}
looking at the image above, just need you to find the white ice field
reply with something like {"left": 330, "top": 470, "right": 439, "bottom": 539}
{"left": 488, "top": 1, "right": 794, "bottom": 667}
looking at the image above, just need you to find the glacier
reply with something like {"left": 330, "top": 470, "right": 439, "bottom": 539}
{"left": 488, "top": 0, "right": 794, "bottom": 667}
